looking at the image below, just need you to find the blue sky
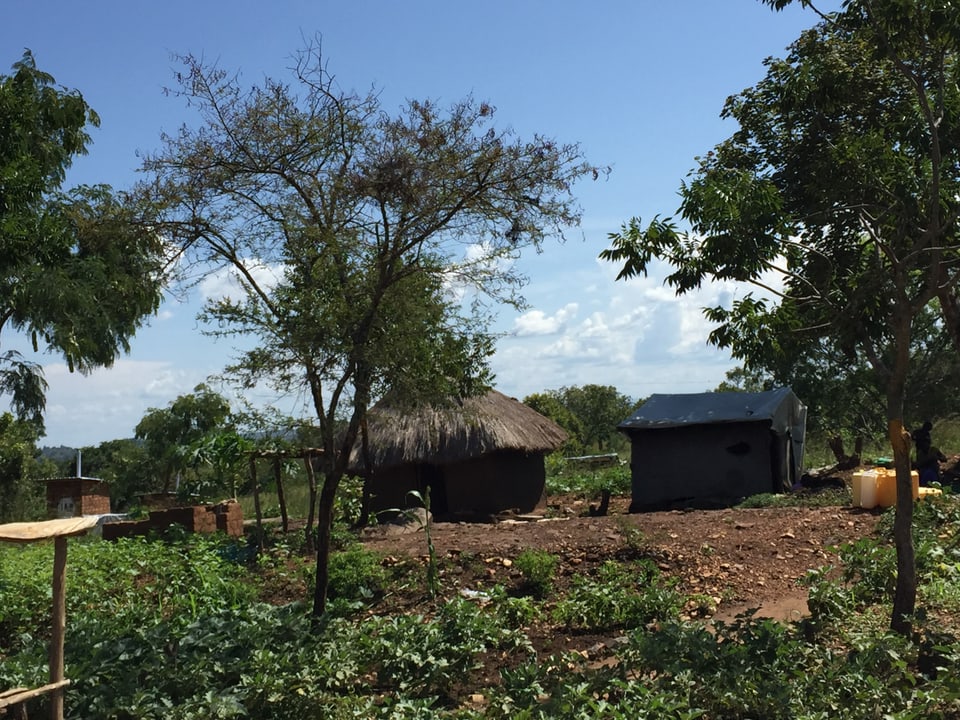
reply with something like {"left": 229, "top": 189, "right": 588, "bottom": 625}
{"left": 4, "top": 1, "right": 835, "bottom": 447}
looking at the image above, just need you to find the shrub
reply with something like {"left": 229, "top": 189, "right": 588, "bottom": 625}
{"left": 326, "top": 544, "right": 387, "bottom": 604}
{"left": 513, "top": 549, "right": 559, "bottom": 598}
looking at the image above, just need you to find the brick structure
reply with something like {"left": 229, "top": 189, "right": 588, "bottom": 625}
{"left": 45, "top": 478, "right": 111, "bottom": 518}
{"left": 101, "top": 501, "right": 244, "bottom": 540}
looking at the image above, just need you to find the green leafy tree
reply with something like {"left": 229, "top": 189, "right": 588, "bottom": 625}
{"left": 0, "top": 412, "right": 56, "bottom": 521}
{"left": 718, "top": 306, "right": 960, "bottom": 443}
{"left": 601, "top": 1, "right": 960, "bottom": 634}
{"left": 183, "top": 431, "right": 254, "bottom": 500}
{"left": 0, "top": 51, "right": 166, "bottom": 432}
{"left": 522, "top": 391, "right": 585, "bottom": 455}
{"left": 134, "top": 384, "right": 233, "bottom": 493}
{"left": 559, "top": 384, "right": 636, "bottom": 453}
{"left": 136, "top": 46, "right": 600, "bottom": 617}
{"left": 714, "top": 366, "right": 771, "bottom": 395}
{"left": 67, "top": 438, "right": 153, "bottom": 510}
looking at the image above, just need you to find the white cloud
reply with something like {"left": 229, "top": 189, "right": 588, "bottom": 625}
{"left": 40, "top": 360, "right": 209, "bottom": 447}
{"left": 513, "top": 303, "right": 578, "bottom": 336}
{"left": 198, "top": 261, "right": 285, "bottom": 304}
{"left": 490, "top": 258, "right": 750, "bottom": 402}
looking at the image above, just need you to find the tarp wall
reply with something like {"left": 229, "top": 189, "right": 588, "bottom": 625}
{"left": 618, "top": 388, "right": 806, "bottom": 511}
{"left": 625, "top": 421, "right": 784, "bottom": 510}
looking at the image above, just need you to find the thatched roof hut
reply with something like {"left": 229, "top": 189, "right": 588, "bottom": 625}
{"left": 351, "top": 390, "right": 567, "bottom": 521}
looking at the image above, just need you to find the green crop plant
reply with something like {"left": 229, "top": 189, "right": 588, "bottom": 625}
{"left": 513, "top": 548, "right": 559, "bottom": 598}
{"left": 552, "top": 559, "right": 682, "bottom": 632}
{"left": 326, "top": 544, "right": 388, "bottom": 605}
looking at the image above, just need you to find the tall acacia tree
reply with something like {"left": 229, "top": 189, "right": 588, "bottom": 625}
{"left": 137, "top": 46, "right": 599, "bottom": 617}
{"left": 0, "top": 51, "right": 166, "bottom": 432}
{"left": 602, "top": 1, "right": 960, "bottom": 634}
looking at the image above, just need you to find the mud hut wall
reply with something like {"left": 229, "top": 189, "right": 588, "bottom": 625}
{"left": 364, "top": 464, "right": 423, "bottom": 519}
{"left": 442, "top": 451, "right": 547, "bottom": 516}
{"left": 627, "top": 422, "right": 778, "bottom": 510}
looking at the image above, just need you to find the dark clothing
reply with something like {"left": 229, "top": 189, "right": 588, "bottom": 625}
{"left": 915, "top": 443, "right": 946, "bottom": 486}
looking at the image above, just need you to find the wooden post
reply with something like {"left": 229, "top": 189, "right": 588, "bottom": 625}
{"left": 49, "top": 536, "right": 67, "bottom": 720}
{"left": 250, "top": 456, "right": 263, "bottom": 551}
{"left": 274, "top": 457, "right": 289, "bottom": 534}
{"left": 303, "top": 453, "right": 317, "bottom": 554}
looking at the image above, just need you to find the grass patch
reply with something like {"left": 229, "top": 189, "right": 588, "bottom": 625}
{"left": 738, "top": 487, "right": 852, "bottom": 509}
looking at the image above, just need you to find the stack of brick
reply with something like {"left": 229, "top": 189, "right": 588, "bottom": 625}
{"left": 213, "top": 501, "right": 244, "bottom": 536}
{"left": 101, "top": 501, "right": 244, "bottom": 540}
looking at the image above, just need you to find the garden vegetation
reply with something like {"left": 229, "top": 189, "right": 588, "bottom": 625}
{"left": 6, "top": 480, "right": 960, "bottom": 718}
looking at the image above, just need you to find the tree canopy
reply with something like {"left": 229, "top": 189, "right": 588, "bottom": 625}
{"left": 135, "top": 384, "right": 234, "bottom": 494}
{"left": 601, "top": 0, "right": 960, "bottom": 633}
{"left": 0, "top": 412, "right": 55, "bottom": 521}
{"left": 136, "top": 45, "right": 600, "bottom": 616}
{"left": 524, "top": 385, "right": 636, "bottom": 454}
{"left": 0, "top": 51, "right": 166, "bottom": 432}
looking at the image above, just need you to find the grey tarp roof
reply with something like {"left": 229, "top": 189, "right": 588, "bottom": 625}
{"left": 618, "top": 387, "right": 805, "bottom": 436}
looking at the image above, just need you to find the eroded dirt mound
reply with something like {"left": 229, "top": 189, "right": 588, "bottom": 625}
{"left": 361, "top": 495, "right": 883, "bottom": 620}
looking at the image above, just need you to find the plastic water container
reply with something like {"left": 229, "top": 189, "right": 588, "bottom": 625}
{"left": 875, "top": 469, "right": 919, "bottom": 508}
{"left": 852, "top": 469, "right": 879, "bottom": 509}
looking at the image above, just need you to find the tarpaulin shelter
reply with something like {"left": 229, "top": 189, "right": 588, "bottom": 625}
{"left": 618, "top": 388, "right": 806, "bottom": 511}
{"left": 348, "top": 390, "right": 567, "bottom": 521}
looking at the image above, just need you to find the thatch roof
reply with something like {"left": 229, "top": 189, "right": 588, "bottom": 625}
{"left": 349, "top": 389, "right": 567, "bottom": 471}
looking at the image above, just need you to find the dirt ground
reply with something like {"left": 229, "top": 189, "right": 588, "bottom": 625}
{"left": 361, "top": 492, "right": 884, "bottom": 623}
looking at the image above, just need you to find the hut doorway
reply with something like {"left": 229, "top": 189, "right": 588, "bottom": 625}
{"left": 419, "top": 465, "right": 449, "bottom": 517}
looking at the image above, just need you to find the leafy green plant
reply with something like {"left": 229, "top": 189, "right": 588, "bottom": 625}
{"left": 552, "top": 560, "right": 681, "bottom": 632}
{"left": 513, "top": 549, "right": 559, "bottom": 598}
{"left": 803, "top": 566, "right": 855, "bottom": 626}
{"left": 545, "top": 463, "right": 629, "bottom": 500}
{"left": 838, "top": 536, "right": 898, "bottom": 605}
{"left": 487, "top": 586, "right": 542, "bottom": 629}
{"left": 358, "top": 597, "right": 530, "bottom": 700}
{"left": 326, "top": 544, "right": 387, "bottom": 604}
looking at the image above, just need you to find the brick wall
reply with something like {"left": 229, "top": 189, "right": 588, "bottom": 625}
{"left": 101, "top": 501, "right": 244, "bottom": 540}
{"left": 46, "top": 478, "right": 111, "bottom": 518}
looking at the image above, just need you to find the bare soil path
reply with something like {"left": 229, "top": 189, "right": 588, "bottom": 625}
{"left": 361, "top": 495, "right": 883, "bottom": 621}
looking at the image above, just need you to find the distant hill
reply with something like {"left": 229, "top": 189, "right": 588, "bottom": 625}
{"left": 40, "top": 445, "right": 77, "bottom": 463}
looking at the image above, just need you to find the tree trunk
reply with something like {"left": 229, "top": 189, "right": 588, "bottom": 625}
{"left": 828, "top": 436, "right": 860, "bottom": 470}
{"left": 356, "top": 418, "right": 373, "bottom": 528}
{"left": 890, "top": 418, "right": 916, "bottom": 635}
{"left": 250, "top": 456, "right": 263, "bottom": 552}
{"left": 589, "top": 489, "right": 611, "bottom": 517}
{"left": 887, "top": 309, "right": 916, "bottom": 636}
{"left": 311, "top": 471, "right": 341, "bottom": 621}
{"left": 274, "top": 457, "right": 288, "bottom": 534}
{"left": 937, "top": 287, "right": 960, "bottom": 355}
